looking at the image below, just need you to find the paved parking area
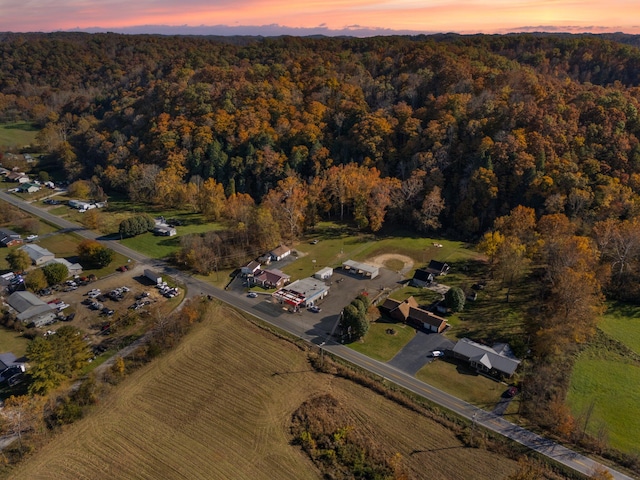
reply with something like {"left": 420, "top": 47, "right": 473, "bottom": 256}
{"left": 387, "top": 330, "right": 455, "bottom": 375}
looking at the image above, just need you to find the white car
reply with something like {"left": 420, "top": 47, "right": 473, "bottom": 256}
{"left": 247, "top": 292, "right": 258, "bottom": 298}
{"left": 430, "top": 350, "right": 444, "bottom": 358}
{"left": 26, "top": 234, "right": 38, "bottom": 241}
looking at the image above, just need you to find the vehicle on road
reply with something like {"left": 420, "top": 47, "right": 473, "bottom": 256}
{"left": 430, "top": 350, "right": 444, "bottom": 357}
{"left": 308, "top": 305, "right": 321, "bottom": 313}
{"left": 247, "top": 292, "right": 258, "bottom": 298}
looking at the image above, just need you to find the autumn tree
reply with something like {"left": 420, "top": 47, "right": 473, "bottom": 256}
{"left": 42, "top": 262, "right": 69, "bottom": 285}
{"left": 27, "top": 326, "right": 92, "bottom": 395}
{"left": 262, "top": 175, "right": 308, "bottom": 241}
{"left": 198, "top": 177, "right": 226, "bottom": 221}
{"left": 1, "top": 395, "right": 45, "bottom": 451}
{"left": 77, "top": 239, "right": 114, "bottom": 268}
{"left": 7, "top": 248, "right": 31, "bottom": 272}
{"left": 25, "top": 268, "right": 47, "bottom": 292}
{"left": 414, "top": 186, "right": 446, "bottom": 232}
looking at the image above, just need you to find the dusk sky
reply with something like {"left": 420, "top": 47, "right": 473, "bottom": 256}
{"left": 2, "top": 0, "right": 640, "bottom": 36}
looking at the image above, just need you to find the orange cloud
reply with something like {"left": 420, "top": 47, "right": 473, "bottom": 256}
{"left": 1, "top": 0, "right": 640, "bottom": 34}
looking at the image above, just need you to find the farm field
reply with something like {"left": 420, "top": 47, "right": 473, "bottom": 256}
{"left": 567, "top": 302, "right": 640, "bottom": 454}
{"left": 0, "top": 122, "right": 39, "bottom": 148}
{"left": 8, "top": 303, "right": 520, "bottom": 480}
{"left": 567, "top": 352, "right": 640, "bottom": 453}
{"left": 598, "top": 302, "right": 640, "bottom": 354}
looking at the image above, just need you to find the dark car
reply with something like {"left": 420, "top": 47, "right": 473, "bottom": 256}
{"left": 117, "top": 265, "right": 128, "bottom": 272}
{"left": 505, "top": 386, "right": 518, "bottom": 398}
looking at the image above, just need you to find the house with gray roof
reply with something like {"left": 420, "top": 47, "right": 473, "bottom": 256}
{"left": 0, "top": 228, "right": 22, "bottom": 247}
{"left": 452, "top": 338, "right": 521, "bottom": 378}
{"left": 44, "top": 258, "right": 82, "bottom": 276}
{"left": 6, "top": 291, "right": 57, "bottom": 327}
{"left": 19, "top": 244, "right": 55, "bottom": 266}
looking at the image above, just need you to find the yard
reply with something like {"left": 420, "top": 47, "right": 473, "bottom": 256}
{"left": 416, "top": 358, "right": 515, "bottom": 413}
{"left": 0, "top": 328, "right": 30, "bottom": 359}
{"left": 0, "top": 122, "right": 39, "bottom": 148}
{"left": 348, "top": 319, "right": 416, "bottom": 362}
{"left": 598, "top": 301, "right": 640, "bottom": 355}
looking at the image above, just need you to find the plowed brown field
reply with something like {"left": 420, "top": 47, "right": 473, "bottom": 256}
{"left": 9, "top": 304, "right": 519, "bottom": 480}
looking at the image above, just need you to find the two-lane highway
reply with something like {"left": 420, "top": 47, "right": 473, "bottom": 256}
{"left": 0, "top": 190, "right": 635, "bottom": 480}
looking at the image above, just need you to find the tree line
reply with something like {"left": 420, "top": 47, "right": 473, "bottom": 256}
{"left": 2, "top": 33, "right": 640, "bottom": 243}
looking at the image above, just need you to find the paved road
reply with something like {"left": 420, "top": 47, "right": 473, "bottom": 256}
{"left": 0, "top": 191, "right": 635, "bottom": 480}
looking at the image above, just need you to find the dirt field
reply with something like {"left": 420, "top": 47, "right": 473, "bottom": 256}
{"left": 366, "top": 253, "right": 415, "bottom": 275}
{"left": 40, "top": 263, "right": 174, "bottom": 346}
{"left": 8, "top": 303, "right": 520, "bottom": 480}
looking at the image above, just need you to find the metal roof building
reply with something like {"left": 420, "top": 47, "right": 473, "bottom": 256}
{"left": 342, "top": 260, "right": 379, "bottom": 279}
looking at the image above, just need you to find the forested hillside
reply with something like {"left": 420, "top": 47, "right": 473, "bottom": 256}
{"left": 1, "top": 32, "right": 640, "bottom": 250}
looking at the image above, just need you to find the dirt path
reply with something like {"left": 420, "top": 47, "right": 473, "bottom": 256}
{"left": 365, "top": 254, "right": 414, "bottom": 276}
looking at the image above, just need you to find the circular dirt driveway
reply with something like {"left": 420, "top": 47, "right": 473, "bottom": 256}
{"left": 366, "top": 254, "right": 414, "bottom": 276}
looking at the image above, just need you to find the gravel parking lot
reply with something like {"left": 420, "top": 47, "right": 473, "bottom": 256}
{"left": 37, "top": 263, "right": 167, "bottom": 344}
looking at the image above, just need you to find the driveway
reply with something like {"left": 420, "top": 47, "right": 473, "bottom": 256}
{"left": 387, "top": 330, "right": 454, "bottom": 375}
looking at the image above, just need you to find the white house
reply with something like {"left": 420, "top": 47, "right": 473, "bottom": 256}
{"left": 270, "top": 245, "right": 291, "bottom": 262}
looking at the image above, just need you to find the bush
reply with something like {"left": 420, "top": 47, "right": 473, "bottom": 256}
{"left": 445, "top": 287, "right": 466, "bottom": 312}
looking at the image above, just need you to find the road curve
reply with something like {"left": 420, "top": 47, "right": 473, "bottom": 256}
{"left": 0, "top": 191, "right": 635, "bottom": 480}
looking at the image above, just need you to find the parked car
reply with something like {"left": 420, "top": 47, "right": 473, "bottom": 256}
{"left": 505, "top": 386, "right": 518, "bottom": 398}
{"left": 247, "top": 292, "right": 258, "bottom": 298}
{"left": 25, "top": 234, "right": 38, "bottom": 242}
{"left": 308, "top": 305, "right": 321, "bottom": 313}
{"left": 310, "top": 239, "right": 319, "bottom": 244}
{"left": 117, "top": 265, "right": 128, "bottom": 272}
{"left": 430, "top": 350, "right": 444, "bottom": 358}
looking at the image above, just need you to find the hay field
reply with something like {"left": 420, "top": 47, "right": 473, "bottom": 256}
{"left": 9, "top": 304, "right": 519, "bottom": 480}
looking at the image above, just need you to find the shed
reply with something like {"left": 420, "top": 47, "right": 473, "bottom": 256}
{"left": 270, "top": 245, "right": 291, "bottom": 261}
{"left": 342, "top": 260, "right": 379, "bottom": 279}
{"left": 314, "top": 267, "right": 333, "bottom": 280}
{"left": 19, "top": 244, "right": 55, "bottom": 266}
{"left": 68, "top": 199, "right": 92, "bottom": 210}
{"left": 144, "top": 269, "right": 163, "bottom": 285}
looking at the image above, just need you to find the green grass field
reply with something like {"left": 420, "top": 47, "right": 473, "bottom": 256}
{"left": 121, "top": 221, "right": 223, "bottom": 259}
{"left": 0, "top": 122, "right": 39, "bottom": 148}
{"left": 0, "top": 328, "right": 30, "bottom": 358}
{"left": 567, "top": 353, "right": 640, "bottom": 453}
{"left": 417, "top": 358, "right": 512, "bottom": 412}
{"left": 348, "top": 320, "right": 416, "bottom": 361}
{"left": 598, "top": 302, "right": 640, "bottom": 355}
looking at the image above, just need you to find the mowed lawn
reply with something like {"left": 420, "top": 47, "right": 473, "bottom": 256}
{"left": 349, "top": 320, "right": 416, "bottom": 362}
{"left": 567, "top": 302, "right": 640, "bottom": 453}
{"left": 9, "top": 304, "right": 519, "bottom": 480}
{"left": 567, "top": 355, "right": 640, "bottom": 453}
{"left": 0, "top": 122, "right": 39, "bottom": 147}
{"left": 598, "top": 302, "right": 640, "bottom": 355}
{"left": 417, "top": 359, "right": 510, "bottom": 412}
